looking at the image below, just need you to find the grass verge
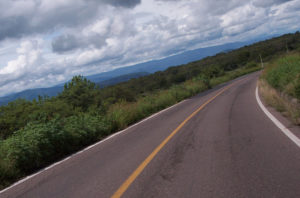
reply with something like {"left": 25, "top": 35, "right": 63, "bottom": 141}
{"left": 259, "top": 53, "right": 300, "bottom": 125}
{"left": 107, "top": 66, "right": 261, "bottom": 132}
{"left": 258, "top": 79, "right": 300, "bottom": 125}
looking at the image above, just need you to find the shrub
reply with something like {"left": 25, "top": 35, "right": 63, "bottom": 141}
{"left": 0, "top": 114, "right": 107, "bottom": 174}
{"left": 265, "top": 55, "right": 300, "bottom": 98}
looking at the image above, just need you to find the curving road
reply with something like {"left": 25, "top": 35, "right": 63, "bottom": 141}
{"left": 1, "top": 72, "right": 300, "bottom": 198}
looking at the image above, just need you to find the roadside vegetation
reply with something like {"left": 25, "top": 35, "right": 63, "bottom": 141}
{"left": 259, "top": 53, "right": 300, "bottom": 124}
{"left": 1, "top": 32, "right": 300, "bottom": 189}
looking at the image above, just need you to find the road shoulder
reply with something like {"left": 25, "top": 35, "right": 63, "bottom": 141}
{"left": 256, "top": 85, "right": 300, "bottom": 146}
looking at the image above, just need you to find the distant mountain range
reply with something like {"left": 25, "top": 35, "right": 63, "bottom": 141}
{"left": 86, "top": 41, "right": 251, "bottom": 82}
{"left": 0, "top": 72, "right": 149, "bottom": 106}
{"left": 0, "top": 40, "right": 253, "bottom": 106}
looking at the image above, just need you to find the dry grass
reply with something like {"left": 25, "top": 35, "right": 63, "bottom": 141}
{"left": 258, "top": 79, "right": 300, "bottom": 125}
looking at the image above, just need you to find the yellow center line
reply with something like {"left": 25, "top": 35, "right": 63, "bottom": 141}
{"left": 111, "top": 79, "right": 242, "bottom": 198}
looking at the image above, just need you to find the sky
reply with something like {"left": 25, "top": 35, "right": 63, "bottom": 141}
{"left": 0, "top": 0, "right": 300, "bottom": 97}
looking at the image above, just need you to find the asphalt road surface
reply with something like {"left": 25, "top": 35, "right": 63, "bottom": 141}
{"left": 1, "top": 72, "right": 300, "bottom": 198}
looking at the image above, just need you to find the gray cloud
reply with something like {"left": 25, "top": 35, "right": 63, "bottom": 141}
{"left": 51, "top": 13, "right": 137, "bottom": 53}
{"left": 103, "top": 0, "right": 141, "bottom": 8}
{"left": 51, "top": 35, "right": 81, "bottom": 53}
{"left": 0, "top": 16, "right": 31, "bottom": 41}
{"left": 253, "top": 0, "right": 293, "bottom": 7}
{"left": 51, "top": 33, "right": 107, "bottom": 53}
{"left": 0, "top": 0, "right": 140, "bottom": 42}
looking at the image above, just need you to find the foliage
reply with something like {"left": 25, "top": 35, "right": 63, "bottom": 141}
{"left": 260, "top": 52, "right": 300, "bottom": 127}
{"left": 258, "top": 79, "right": 300, "bottom": 125}
{"left": 0, "top": 113, "right": 107, "bottom": 186}
{"left": 264, "top": 54, "right": 300, "bottom": 98}
{"left": 59, "top": 75, "right": 100, "bottom": 110}
{"left": 1, "top": 31, "right": 300, "bottom": 189}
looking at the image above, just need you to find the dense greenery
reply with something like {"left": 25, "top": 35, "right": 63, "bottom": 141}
{"left": 1, "top": 32, "right": 300, "bottom": 189}
{"left": 260, "top": 52, "right": 300, "bottom": 125}
{"left": 264, "top": 54, "right": 300, "bottom": 99}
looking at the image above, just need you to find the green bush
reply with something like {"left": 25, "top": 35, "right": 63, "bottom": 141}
{"left": 1, "top": 121, "right": 62, "bottom": 172}
{"left": 0, "top": 114, "right": 107, "bottom": 175}
{"left": 245, "top": 61, "right": 257, "bottom": 68}
{"left": 265, "top": 55, "right": 300, "bottom": 98}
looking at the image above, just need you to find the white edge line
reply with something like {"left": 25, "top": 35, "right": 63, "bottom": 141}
{"left": 0, "top": 99, "right": 187, "bottom": 194}
{"left": 255, "top": 86, "right": 300, "bottom": 148}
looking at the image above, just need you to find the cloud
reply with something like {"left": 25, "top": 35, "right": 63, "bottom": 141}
{"left": 51, "top": 14, "right": 136, "bottom": 53}
{"left": 51, "top": 34, "right": 81, "bottom": 53}
{"left": 0, "top": 0, "right": 141, "bottom": 42}
{"left": 252, "top": 0, "right": 293, "bottom": 7}
{"left": 0, "top": 0, "right": 300, "bottom": 96}
{"left": 103, "top": 0, "right": 141, "bottom": 8}
{"left": 0, "top": 39, "right": 45, "bottom": 94}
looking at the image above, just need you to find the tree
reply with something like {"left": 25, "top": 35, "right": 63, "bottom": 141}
{"left": 59, "top": 76, "right": 98, "bottom": 111}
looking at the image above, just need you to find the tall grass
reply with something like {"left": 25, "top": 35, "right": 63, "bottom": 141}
{"left": 260, "top": 53, "right": 300, "bottom": 124}
{"left": 107, "top": 66, "right": 261, "bottom": 131}
{"left": 259, "top": 80, "right": 300, "bottom": 124}
{"left": 264, "top": 54, "right": 300, "bottom": 98}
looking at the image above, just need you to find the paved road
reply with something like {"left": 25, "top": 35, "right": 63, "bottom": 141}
{"left": 1, "top": 72, "right": 300, "bottom": 198}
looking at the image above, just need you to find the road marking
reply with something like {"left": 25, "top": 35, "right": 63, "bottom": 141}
{"left": 256, "top": 86, "right": 300, "bottom": 148}
{"left": 111, "top": 81, "right": 239, "bottom": 198}
{"left": 0, "top": 75, "right": 245, "bottom": 195}
{"left": 0, "top": 93, "right": 187, "bottom": 195}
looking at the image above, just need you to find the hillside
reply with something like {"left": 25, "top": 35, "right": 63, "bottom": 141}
{"left": 0, "top": 86, "right": 64, "bottom": 106}
{"left": 259, "top": 53, "right": 300, "bottom": 125}
{"left": 0, "top": 41, "right": 250, "bottom": 105}
{"left": 0, "top": 72, "right": 149, "bottom": 106}
{"left": 87, "top": 41, "right": 252, "bottom": 82}
{"left": 0, "top": 32, "right": 300, "bottom": 189}
{"left": 97, "top": 72, "right": 149, "bottom": 88}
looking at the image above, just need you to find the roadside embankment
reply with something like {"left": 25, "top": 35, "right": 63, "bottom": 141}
{"left": 259, "top": 53, "right": 300, "bottom": 125}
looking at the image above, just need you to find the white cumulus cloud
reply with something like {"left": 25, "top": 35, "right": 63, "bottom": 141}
{"left": 0, "top": 0, "right": 299, "bottom": 96}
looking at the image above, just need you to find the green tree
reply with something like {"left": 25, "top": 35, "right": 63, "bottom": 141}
{"left": 59, "top": 76, "right": 99, "bottom": 111}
